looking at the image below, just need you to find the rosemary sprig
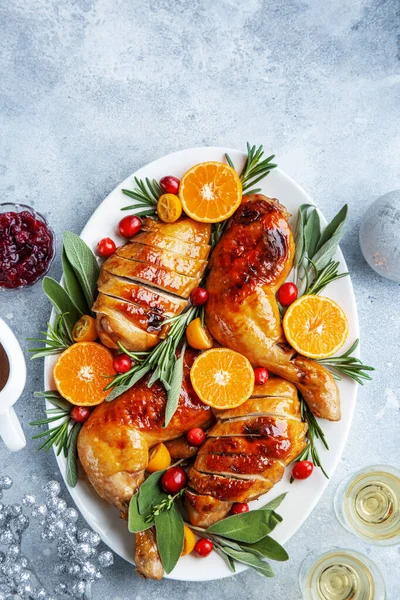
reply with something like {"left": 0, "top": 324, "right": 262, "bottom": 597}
{"left": 305, "top": 260, "right": 349, "bottom": 296}
{"left": 225, "top": 143, "right": 277, "bottom": 196}
{"left": 316, "top": 339, "right": 374, "bottom": 385}
{"left": 144, "top": 488, "right": 186, "bottom": 523}
{"left": 105, "top": 306, "right": 199, "bottom": 425}
{"left": 30, "top": 391, "right": 82, "bottom": 487}
{"left": 27, "top": 314, "right": 72, "bottom": 359}
{"left": 291, "top": 395, "right": 329, "bottom": 480}
{"left": 121, "top": 177, "right": 162, "bottom": 216}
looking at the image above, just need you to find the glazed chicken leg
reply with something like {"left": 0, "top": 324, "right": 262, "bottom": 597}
{"left": 205, "top": 194, "right": 340, "bottom": 421}
{"left": 78, "top": 349, "right": 212, "bottom": 579}
{"left": 186, "top": 377, "right": 308, "bottom": 527}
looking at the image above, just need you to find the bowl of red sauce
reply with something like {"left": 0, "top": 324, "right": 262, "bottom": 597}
{"left": 0, "top": 203, "right": 55, "bottom": 290}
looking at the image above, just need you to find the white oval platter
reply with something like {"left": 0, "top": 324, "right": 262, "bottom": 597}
{"left": 44, "top": 146, "right": 359, "bottom": 581}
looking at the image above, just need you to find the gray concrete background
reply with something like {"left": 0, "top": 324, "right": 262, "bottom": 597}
{"left": 1, "top": 0, "right": 400, "bottom": 598}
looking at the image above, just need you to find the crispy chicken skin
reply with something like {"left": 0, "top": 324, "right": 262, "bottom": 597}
{"left": 205, "top": 194, "right": 340, "bottom": 421}
{"left": 78, "top": 349, "right": 212, "bottom": 510}
{"left": 186, "top": 377, "right": 307, "bottom": 527}
{"left": 134, "top": 529, "right": 164, "bottom": 580}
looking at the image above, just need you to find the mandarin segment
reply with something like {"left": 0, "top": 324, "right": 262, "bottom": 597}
{"left": 179, "top": 161, "right": 242, "bottom": 223}
{"left": 53, "top": 342, "right": 116, "bottom": 406}
{"left": 189, "top": 348, "right": 255, "bottom": 409}
{"left": 283, "top": 294, "right": 348, "bottom": 359}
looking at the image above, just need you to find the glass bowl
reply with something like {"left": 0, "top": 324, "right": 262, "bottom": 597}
{"left": 0, "top": 202, "right": 56, "bottom": 290}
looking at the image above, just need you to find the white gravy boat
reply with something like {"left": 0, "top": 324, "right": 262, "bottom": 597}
{"left": 0, "top": 318, "right": 27, "bottom": 451}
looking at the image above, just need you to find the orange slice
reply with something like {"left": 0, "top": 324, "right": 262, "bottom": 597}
{"left": 179, "top": 162, "right": 242, "bottom": 223}
{"left": 181, "top": 525, "right": 196, "bottom": 556}
{"left": 53, "top": 342, "right": 116, "bottom": 406}
{"left": 283, "top": 295, "right": 348, "bottom": 359}
{"left": 147, "top": 443, "right": 171, "bottom": 473}
{"left": 72, "top": 315, "right": 97, "bottom": 342}
{"left": 157, "top": 193, "right": 182, "bottom": 223}
{"left": 190, "top": 348, "right": 255, "bottom": 409}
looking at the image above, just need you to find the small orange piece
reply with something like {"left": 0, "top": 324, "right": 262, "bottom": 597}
{"left": 186, "top": 318, "right": 213, "bottom": 350}
{"left": 146, "top": 443, "right": 171, "bottom": 473}
{"left": 283, "top": 294, "right": 348, "bottom": 359}
{"left": 53, "top": 342, "right": 115, "bottom": 406}
{"left": 179, "top": 162, "right": 242, "bottom": 223}
{"left": 72, "top": 315, "right": 97, "bottom": 342}
{"left": 157, "top": 193, "right": 183, "bottom": 223}
{"left": 190, "top": 348, "right": 255, "bottom": 409}
{"left": 181, "top": 525, "right": 196, "bottom": 556}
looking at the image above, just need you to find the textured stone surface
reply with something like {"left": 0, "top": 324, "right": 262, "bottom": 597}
{"left": 1, "top": 0, "right": 400, "bottom": 598}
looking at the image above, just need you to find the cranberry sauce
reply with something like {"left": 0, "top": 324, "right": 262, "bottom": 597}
{"left": 0, "top": 208, "right": 54, "bottom": 289}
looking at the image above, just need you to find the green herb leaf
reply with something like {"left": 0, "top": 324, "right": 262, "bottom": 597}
{"left": 128, "top": 492, "right": 154, "bottom": 532}
{"left": 34, "top": 390, "right": 72, "bottom": 412}
{"left": 66, "top": 422, "right": 82, "bottom": 487}
{"left": 154, "top": 503, "right": 184, "bottom": 574}
{"left": 293, "top": 205, "right": 311, "bottom": 268}
{"left": 62, "top": 248, "right": 90, "bottom": 315}
{"left": 105, "top": 363, "right": 152, "bottom": 401}
{"left": 63, "top": 232, "right": 100, "bottom": 308}
{"left": 316, "top": 204, "right": 348, "bottom": 253}
{"left": 260, "top": 493, "right": 287, "bottom": 512}
{"left": 311, "top": 205, "right": 348, "bottom": 270}
{"left": 164, "top": 344, "right": 186, "bottom": 427}
{"left": 206, "top": 509, "right": 282, "bottom": 543}
{"left": 42, "top": 277, "right": 82, "bottom": 332}
{"left": 304, "top": 208, "right": 321, "bottom": 259}
{"left": 137, "top": 470, "right": 166, "bottom": 515}
{"left": 215, "top": 543, "right": 275, "bottom": 577}
{"left": 242, "top": 535, "right": 288, "bottom": 561}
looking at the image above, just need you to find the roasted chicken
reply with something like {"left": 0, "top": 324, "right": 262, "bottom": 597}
{"left": 93, "top": 216, "right": 211, "bottom": 351}
{"left": 205, "top": 194, "right": 340, "bottom": 421}
{"left": 78, "top": 349, "right": 212, "bottom": 580}
{"left": 185, "top": 377, "right": 307, "bottom": 527}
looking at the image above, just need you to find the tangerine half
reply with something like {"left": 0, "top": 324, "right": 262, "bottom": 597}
{"left": 190, "top": 348, "right": 254, "bottom": 409}
{"left": 179, "top": 162, "right": 242, "bottom": 223}
{"left": 53, "top": 342, "right": 116, "bottom": 406}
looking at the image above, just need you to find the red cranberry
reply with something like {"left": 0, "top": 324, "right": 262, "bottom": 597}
{"left": 292, "top": 460, "right": 314, "bottom": 480}
{"left": 71, "top": 406, "right": 91, "bottom": 423}
{"left": 277, "top": 282, "right": 298, "bottom": 306}
{"left": 187, "top": 428, "right": 206, "bottom": 446}
{"left": 254, "top": 367, "right": 269, "bottom": 385}
{"left": 190, "top": 287, "right": 209, "bottom": 306}
{"left": 161, "top": 466, "right": 187, "bottom": 494}
{"left": 160, "top": 176, "right": 180, "bottom": 195}
{"left": 97, "top": 237, "right": 116, "bottom": 257}
{"left": 118, "top": 215, "right": 142, "bottom": 238}
{"left": 194, "top": 538, "right": 213, "bottom": 557}
{"left": 113, "top": 354, "right": 132, "bottom": 374}
{"left": 231, "top": 502, "right": 249, "bottom": 515}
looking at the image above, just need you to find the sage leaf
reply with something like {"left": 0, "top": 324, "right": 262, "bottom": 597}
{"left": 42, "top": 277, "right": 82, "bottom": 332}
{"left": 154, "top": 503, "right": 184, "bottom": 574}
{"left": 66, "top": 422, "right": 82, "bottom": 487}
{"left": 128, "top": 492, "right": 154, "bottom": 532}
{"left": 34, "top": 390, "right": 72, "bottom": 412}
{"left": 293, "top": 204, "right": 311, "bottom": 268}
{"left": 215, "top": 547, "right": 236, "bottom": 571}
{"left": 62, "top": 248, "right": 90, "bottom": 314}
{"left": 243, "top": 535, "right": 288, "bottom": 561}
{"left": 206, "top": 509, "right": 282, "bottom": 542}
{"left": 316, "top": 204, "right": 348, "bottom": 253}
{"left": 260, "top": 492, "right": 287, "bottom": 511}
{"left": 164, "top": 344, "right": 186, "bottom": 427}
{"left": 216, "top": 543, "right": 275, "bottom": 577}
{"left": 63, "top": 232, "right": 100, "bottom": 308}
{"left": 304, "top": 208, "right": 321, "bottom": 259}
{"left": 138, "top": 470, "right": 166, "bottom": 515}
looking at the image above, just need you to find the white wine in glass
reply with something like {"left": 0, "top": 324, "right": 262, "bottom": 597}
{"left": 334, "top": 465, "right": 400, "bottom": 546}
{"left": 299, "top": 548, "right": 386, "bottom": 600}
